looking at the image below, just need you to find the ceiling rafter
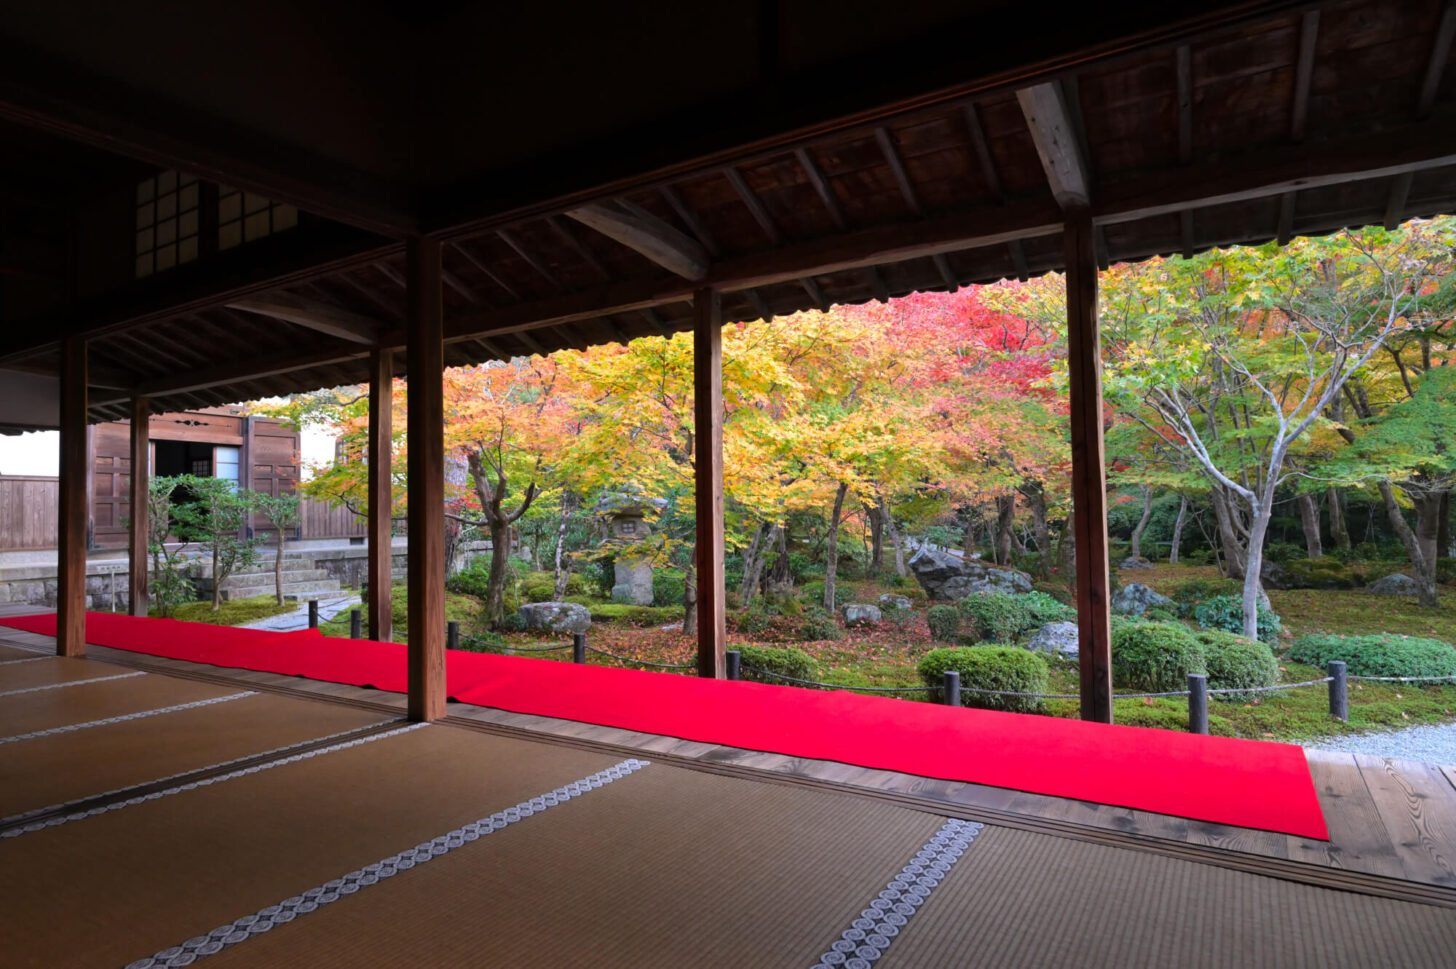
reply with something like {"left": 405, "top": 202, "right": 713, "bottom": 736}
{"left": 963, "top": 101, "right": 1030, "bottom": 280}
{"left": 1386, "top": 2, "right": 1455, "bottom": 229}
{"left": 226, "top": 293, "right": 382, "bottom": 345}
{"left": 498, "top": 229, "right": 560, "bottom": 287}
{"left": 724, "top": 167, "right": 782, "bottom": 246}
{"left": 874, "top": 127, "right": 922, "bottom": 216}
{"left": 1278, "top": 10, "right": 1320, "bottom": 242}
{"left": 450, "top": 241, "right": 522, "bottom": 303}
{"left": 566, "top": 202, "right": 709, "bottom": 280}
{"left": 794, "top": 147, "right": 847, "bottom": 231}
{"left": 657, "top": 184, "right": 720, "bottom": 257}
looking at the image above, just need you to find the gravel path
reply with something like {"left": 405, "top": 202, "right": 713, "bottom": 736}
{"left": 1305, "top": 721, "right": 1456, "bottom": 766}
{"left": 240, "top": 594, "right": 358, "bottom": 632}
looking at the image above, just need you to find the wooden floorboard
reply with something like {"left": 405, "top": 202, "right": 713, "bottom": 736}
{"left": 3, "top": 623, "right": 1456, "bottom": 907}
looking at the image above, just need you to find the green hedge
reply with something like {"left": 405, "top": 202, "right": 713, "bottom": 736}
{"left": 954, "top": 590, "right": 1073, "bottom": 643}
{"left": 585, "top": 603, "right": 682, "bottom": 626}
{"left": 1191, "top": 594, "right": 1282, "bottom": 647}
{"left": 1286, "top": 557, "right": 1363, "bottom": 590}
{"left": 798, "top": 608, "right": 842, "bottom": 641}
{"left": 917, "top": 646, "right": 1049, "bottom": 714}
{"left": 799, "top": 580, "right": 849, "bottom": 609}
{"left": 1111, "top": 621, "right": 1206, "bottom": 693}
{"left": 1289, "top": 634, "right": 1456, "bottom": 679}
{"left": 1195, "top": 630, "right": 1279, "bottom": 701}
{"left": 736, "top": 644, "right": 818, "bottom": 685}
{"left": 927, "top": 604, "right": 961, "bottom": 642}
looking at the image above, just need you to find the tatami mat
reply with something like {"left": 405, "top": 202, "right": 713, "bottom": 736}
{"left": 0, "top": 724, "right": 626, "bottom": 969}
{"left": 0, "top": 655, "right": 138, "bottom": 693}
{"left": 0, "top": 691, "right": 390, "bottom": 820}
{"left": 0, "top": 672, "right": 245, "bottom": 737}
{"left": 177, "top": 757, "right": 944, "bottom": 969}
{"left": 876, "top": 825, "right": 1456, "bottom": 969}
{"left": 0, "top": 643, "right": 43, "bottom": 662}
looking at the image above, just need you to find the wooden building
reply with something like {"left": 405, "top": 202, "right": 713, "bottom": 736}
{"left": 87, "top": 407, "right": 300, "bottom": 549}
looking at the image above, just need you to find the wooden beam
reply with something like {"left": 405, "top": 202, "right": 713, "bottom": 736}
{"left": 794, "top": 147, "right": 848, "bottom": 230}
{"left": 1175, "top": 45, "right": 1193, "bottom": 164}
{"left": 94, "top": 342, "right": 372, "bottom": 406}
{"left": 658, "top": 185, "right": 721, "bottom": 256}
{"left": 1384, "top": 173, "right": 1415, "bottom": 230}
{"left": 1291, "top": 11, "right": 1320, "bottom": 141}
{"left": 406, "top": 239, "right": 446, "bottom": 723}
{"left": 546, "top": 215, "right": 611, "bottom": 280}
{"left": 1017, "top": 82, "right": 1091, "bottom": 209}
{"left": 964, "top": 102, "right": 1032, "bottom": 281}
{"left": 724, "top": 167, "right": 782, "bottom": 245}
{"left": 566, "top": 202, "right": 709, "bottom": 280}
{"left": 932, "top": 253, "right": 959, "bottom": 290}
{"left": 450, "top": 241, "right": 522, "bottom": 302}
{"left": 1419, "top": 2, "right": 1456, "bottom": 119}
{"left": 368, "top": 349, "right": 395, "bottom": 645}
{"left": 128, "top": 395, "right": 149, "bottom": 617}
{"left": 226, "top": 294, "right": 383, "bottom": 345}
{"left": 693, "top": 287, "right": 726, "bottom": 679}
{"left": 799, "top": 276, "right": 829, "bottom": 311}
{"left": 1064, "top": 211, "right": 1112, "bottom": 724}
{"left": 57, "top": 335, "right": 87, "bottom": 657}
{"left": 498, "top": 229, "right": 559, "bottom": 287}
{"left": 874, "top": 127, "right": 922, "bottom": 215}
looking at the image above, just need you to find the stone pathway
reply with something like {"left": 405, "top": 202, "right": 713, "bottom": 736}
{"left": 1305, "top": 721, "right": 1456, "bottom": 767}
{"left": 240, "top": 594, "right": 359, "bottom": 632}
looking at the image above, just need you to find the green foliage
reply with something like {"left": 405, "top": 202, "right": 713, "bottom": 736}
{"left": 736, "top": 604, "right": 774, "bottom": 635}
{"left": 144, "top": 476, "right": 193, "bottom": 618}
{"left": 1191, "top": 594, "right": 1282, "bottom": 647}
{"left": 798, "top": 608, "right": 843, "bottom": 642}
{"left": 1263, "top": 542, "right": 1305, "bottom": 566}
{"left": 917, "top": 646, "right": 1049, "bottom": 714}
{"left": 1286, "top": 557, "right": 1364, "bottom": 590}
{"left": 652, "top": 570, "right": 686, "bottom": 607}
{"left": 736, "top": 644, "right": 818, "bottom": 684}
{"left": 446, "top": 558, "right": 493, "bottom": 600}
{"left": 1018, "top": 590, "right": 1075, "bottom": 628}
{"left": 799, "top": 580, "right": 848, "bottom": 609}
{"left": 167, "top": 475, "right": 262, "bottom": 611}
{"left": 1289, "top": 634, "right": 1456, "bottom": 679}
{"left": 926, "top": 604, "right": 961, "bottom": 642}
{"left": 953, "top": 590, "right": 1072, "bottom": 643}
{"left": 1167, "top": 577, "right": 1243, "bottom": 617}
{"left": 1196, "top": 630, "right": 1279, "bottom": 701}
{"left": 159, "top": 595, "right": 293, "bottom": 626}
{"left": 586, "top": 603, "right": 681, "bottom": 626}
{"left": 457, "top": 631, "right": 508, "bottom": 654}
{"left": 494, "top": 611, "right": 528, "bottom": 633}
{"left": 1111, "top": 621, "right": 1207, "bottom": 693}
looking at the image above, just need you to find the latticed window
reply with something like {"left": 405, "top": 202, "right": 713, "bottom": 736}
{"left": 218, "top": 187, "right": 298, "bottom": 250}
{"left": 135, "top": 171, "right": 200, "bottom": 278}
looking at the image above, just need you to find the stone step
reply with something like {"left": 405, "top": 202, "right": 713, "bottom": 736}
{"left": 217, "top": 579, "right": 341, "bottom": 602}
{"left": 200, "top": 569, "right": 333, "bottom": 592}
{"left": 227, "top": 556, "right": 319, "bottom": 576}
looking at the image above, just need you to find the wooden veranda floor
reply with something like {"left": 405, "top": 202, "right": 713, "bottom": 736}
{"left": 2, "top": 606, "right": 1455, "bottom": 954}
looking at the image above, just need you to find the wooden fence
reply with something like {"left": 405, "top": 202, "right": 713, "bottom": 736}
{"left": 0, "top": 476, "right": 365, "bottom": 549}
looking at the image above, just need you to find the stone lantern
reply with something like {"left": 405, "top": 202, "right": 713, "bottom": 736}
{"left": 596, "top": 489, "right": 667, "bottom": 606}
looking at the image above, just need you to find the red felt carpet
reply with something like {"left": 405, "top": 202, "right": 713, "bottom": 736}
{"left": 0, "top": 611, "right": 1328, "bottom": 839}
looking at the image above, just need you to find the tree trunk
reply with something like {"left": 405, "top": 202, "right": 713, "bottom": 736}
{"left": 994, "top": 493, "right": 1015, "bottom": 566}
{"left": 767, "top": 526, "right": 792, "bottom": 594}
{"left": 683, "top": 554, "right": 697, "bottom": 632}
{"left": 1210, "top": 486, "right": 1248, "bottom": 579}
{"left": 1438, "top": 491, "right": 1450, "bottom": 561}
{"left": 1328, "top": 487, "right": 1351, "bottom": 550}
{"left": 961, "top": 507, "right": 978, "bottom": 560}
{"left": 1168, "top": 494, "right": 1188, "bottom": 564}
{"left": 1296, "top": 492, "right": 1323, "bottom": 559}
{"left": 1241, "top": 501, "right": 1271, "bottom": 641}
{"left": 737, "top": 521, "right": 773, "bottom": 605}
{"left": 1056, "top": 507, "right": 1076, "bottom": 592}
{"left": 1412, "top": 488, "right": 1446, "bottom": 582}
{"left": 1129, "top": 486, "right": 1153, "bottom": 561}
{"left": 1027, "top": 485, "right": 1051, "bottom": 579}
{"left": 880, "top": 499, "right": 907, "bottom": 578}
{"left": 824, "top": 482, "right": 849, "bottom": 611}
{"left": 866, "top": 502, "right": 884, "bottom": 575}
{"left": 274, "top": 529, "right": 286, "bottom": 606}
{"left": 211, "top": 537, "right": 224, "bottom": 612}
{"left": 485, "top": 517, "right": 512, "bottom": 622}
{"left": 551, "top": 495, "right": 573, "bottom": 600}
{"left": 1377, "top": 481, "right": 1439, "bottom": 608}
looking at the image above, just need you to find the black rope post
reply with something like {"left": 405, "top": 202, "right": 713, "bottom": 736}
{"left": 1188, "top": 673, "right": 1208, "bottom": 735}
{"left": 573, "top": 633, "right": 586, "bottom": 664}
{"left": 942, "top": 670, "right": 961, "bottom": 707}
{"left": 1329, "top": 661, "right": 1348, "bottom": 721}
{"left": 447, "top": 620, "right": 459, "bottom": 652}
{"left": 726, "top": 649, "right": 741, "bottom": 681}
{"left": 307, "top": 599, "right": 319, "bottom": 629}
{"left": 350, "top": 608, "right": 362, "bottom": 639}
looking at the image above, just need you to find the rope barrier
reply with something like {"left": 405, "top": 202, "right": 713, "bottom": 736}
{"left": 740, "top": 666, "right": 936, "bottom": 693}
{"left": 499, "top": 641, "right": 573, "bottom": 653}
{"left": 1347, "top": 673, "right": 1456, "bottom": 683}
{"left": 584, "top": 645, "right": 696, "bottom": 670}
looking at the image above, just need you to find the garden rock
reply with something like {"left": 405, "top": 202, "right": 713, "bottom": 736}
{"left": 1259, "top": 559, "right": 1293, "bottom": 590}
{"left": 1119, "top": 556, "right": 1154, "bottom": 570}
{"left": 610, "top": 557, "right": 655, "bottom": 606}
{"left": 1111, "top": 582, "right": 1175, "bottom": 616}
{"left": 841, "top": 603, "right": 882, "bottom": 626}
{"left": 518, "top": 601, "right": 592, "bottom": 635}
{"left": 1368, "top": 573, "right": 1418, "bottom": 596}
{"left": 878, "top": 593, "right": 913, "bottom": 612}
{"left": 1026, "top": 621, "right": 1079, "bottom": 659}
{"left": 908, "top": 546, "right": 1033, "bottom": 600}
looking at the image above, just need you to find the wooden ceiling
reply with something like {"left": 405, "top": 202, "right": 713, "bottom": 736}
{"left": 3, "top": 0, "right": 1455, "bottom": 423}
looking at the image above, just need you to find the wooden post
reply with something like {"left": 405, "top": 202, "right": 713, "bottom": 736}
{"left": 1188, "top": 673, "right": 1209, "bottom": 734}
{"left": 128, "top": 395, "right": 150, "bottom": 617}
{"left": 693, "top": 287, "right": 726, "bottom": 679}
{"left": 57, "top": 335, "right": 88, "bottom": 657}
{"left": 406, "top": 238, "right": 446, "bottom": 722}
{"left": 573, "top": 633, "right": 586, "bottom": 664}
{"left": 367, "top": 348, "right": 394, "bottom": 643}
{"left": 942, "top": 670, "right": 962, "bottom": 708}
{"left": 1328, "top": 661, "right": 1348, "bottom": 721}
{"left": 1064, "top": 211, "right": 1113, "bottom": 723}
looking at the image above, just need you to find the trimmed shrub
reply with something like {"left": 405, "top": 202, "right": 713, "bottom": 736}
{"left": 955, "top": 592, "right": 1025, "bottom": 642}
{"left": 735, "top": 604, "right": 774, "bottom": 635}
{"left": 1019, "top": 590, "right": 1074, "bottom": 628}
{"left": 1191, "top": 594, "right": 1282, "bottom": 647}
{"left": 445, "top": 561, "right": 492, "bottom": 599}
{"left": 736, "top": 644, "right": 817, "bottom": 685}
{"left": 798, "top": 608, "right": 842, "bottom": 641}
{"left": 1144, "top": 606, "right": 1179, "bottom": 623}
{"left": 1111, "top": 621, "right": 1206, "bottom": 693}
{"left": 1264, "top": 541, "right": 1305, "bottom": 565}
{"left": 917, "top": 646, "right": 1050, "bottom": 714}
{"left": 1195, "top": 630, "right": 1279, "bottom": 701}
{"left": 799, "top": 580, "right": 849, "bottom": 609}
{"left": 1167, "top": 577, "right": 1242, "bottom": 617}
{"left": 1289, "top": 634, "right": 1456, "bottom": 679}
{"left": 927, "top": 604, "right": 961, "bottom": 642}
{"left": 456, "top": 631, "right": 507, "bottom": 654}
{"left": 652, "top": 570, "right": 686, "bottom": 607}
{"left": 587, "top": 603, "right": 681, "bottom": 626}
{"left": 494, "top": 612, "right": 528, "bottom": 633}
{"left": 1286, "top": 557, "right": 1363, "bottom": 590}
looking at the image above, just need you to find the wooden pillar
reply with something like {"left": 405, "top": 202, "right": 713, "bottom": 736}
{"left": 128, "top": 396, "right": 150, "bottom": 617}
{"left": 693, "top": 287, "right": 726, "bottom": 678}
{"left": 57, "top": 335, "right": 88, "bottom": 656}
{"left": 1065, "top": 211, "right": 1113, "bottom": 723}
{"left": 406, "top": 239, "right": 446, "bottom": 721}
{"left": 368, "top": 348, "right": 394, "bottom": 643}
